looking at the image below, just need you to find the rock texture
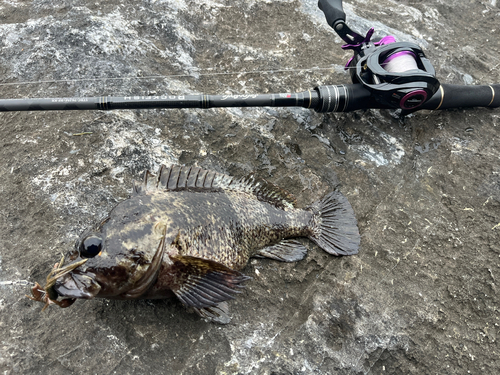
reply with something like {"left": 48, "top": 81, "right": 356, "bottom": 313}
{"left": 1, "top": 0, "right": 499, "bottom": 373}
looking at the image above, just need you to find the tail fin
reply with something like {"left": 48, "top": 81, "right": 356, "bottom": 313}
{"left": 308, "top": 191, "right": 360, "bottom": 256}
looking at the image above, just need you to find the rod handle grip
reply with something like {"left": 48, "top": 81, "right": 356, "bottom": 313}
{"left": 422, "top": 84, "right": 500, "bottom": 110}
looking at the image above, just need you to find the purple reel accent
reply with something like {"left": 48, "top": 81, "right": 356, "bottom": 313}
{"left": 400, "top": 90, "right": 428, "bottom": 109}
{"left": 377, "top": 35, "right": 396, "bottom": 45}
{"left": 384, "top": 51, "right": 416, "bottom": 63}
{"left": 343, "top": 32, "right": 397, "bottom": 70}
{"left": 341, "top": 28, "right": 376, "bottom": 50}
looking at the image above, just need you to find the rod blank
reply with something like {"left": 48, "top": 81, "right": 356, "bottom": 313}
{"left": 0, "top": 91, "right": 319, "bottom": 112}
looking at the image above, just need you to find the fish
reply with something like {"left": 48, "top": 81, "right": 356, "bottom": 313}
{"left": 28, "top": 165, "right": 360, "bottom": 323}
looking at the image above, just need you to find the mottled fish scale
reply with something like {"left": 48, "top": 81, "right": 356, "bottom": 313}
{"left": 32, "top": 165, "right": 360, "bottom": 324}
{"left": 167, "top": 190, "right": 312, "bottom": 270}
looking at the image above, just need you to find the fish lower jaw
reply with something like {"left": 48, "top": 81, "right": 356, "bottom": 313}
{"left": 53, "top": 273, "right": 102, "bottom": 299}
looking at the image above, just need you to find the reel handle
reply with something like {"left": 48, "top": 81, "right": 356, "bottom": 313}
{"left": 317, "top": 0, "right": 346, "bottom": 27}
{"left": 318, "top": 0, "right": 365, "bottom": 44}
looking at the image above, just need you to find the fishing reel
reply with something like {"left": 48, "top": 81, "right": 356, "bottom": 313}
{"left": 319, "top": 0, "right": 440, "bottom": 111}
{"left": 345, "top": 35, "right": 440, "bottom": 111}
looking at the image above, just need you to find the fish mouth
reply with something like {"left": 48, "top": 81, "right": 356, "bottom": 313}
{"left": 27, "top": 255, "right": 99, "bottom": 310}
{"left": 53, "top": 271, "right": 102, "bottom": 299}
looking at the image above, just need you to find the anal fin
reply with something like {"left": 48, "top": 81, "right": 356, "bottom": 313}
{"left": 256, "top": 240, "right": 307, "bottom": 262}
{"left": 170, "top": 255, "right": 251, "bottom": 310}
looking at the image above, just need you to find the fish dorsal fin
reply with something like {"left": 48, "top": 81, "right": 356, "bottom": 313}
{"left": 133, "top": 165, "right": 297, "bottom": 209}
{"left": 236, "top": 173, "right": 297, "bottom": 209}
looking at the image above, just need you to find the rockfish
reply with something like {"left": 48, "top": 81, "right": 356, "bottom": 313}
{"left": 28, "top": 165, "right": 360, "bottom": 323}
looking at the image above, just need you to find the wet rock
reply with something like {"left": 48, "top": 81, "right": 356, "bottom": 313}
{"left": 1, "top": 0, "right": 499, "bottom": 373}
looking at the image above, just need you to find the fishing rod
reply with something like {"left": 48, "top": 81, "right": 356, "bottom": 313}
{"left": 0, "top": 0, "right": 498, "bottom": 115}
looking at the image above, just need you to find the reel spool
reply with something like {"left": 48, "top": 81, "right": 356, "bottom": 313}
{"left": 348, "top": 36, "right": 440, "bottom": 110}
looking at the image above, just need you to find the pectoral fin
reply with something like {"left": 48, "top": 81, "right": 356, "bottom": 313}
{"left": 193, "top": 301, "right": 231, "bottom": 324}
{"left": 170, "top": 255, "right": 251, "bottom": 309}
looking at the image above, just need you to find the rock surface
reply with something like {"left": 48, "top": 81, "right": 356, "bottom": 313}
{"left": 1, "top": 0, "right": 499, "bottom": 373}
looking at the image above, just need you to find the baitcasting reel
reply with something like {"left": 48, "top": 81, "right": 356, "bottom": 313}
{"left": 320, "top": 0, "right": 440, "bottom": 111}
{"left": 345, "top": 34, "right": 440, "bottom": 111}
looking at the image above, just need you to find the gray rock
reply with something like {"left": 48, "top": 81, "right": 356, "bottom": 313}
{"left": 1, "top": 0, "right": 499, "bottom": 373}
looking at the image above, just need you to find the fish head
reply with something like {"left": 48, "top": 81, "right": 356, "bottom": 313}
{"left": 52, "top": 210, "right": 167, "bottom": 302}
{"left": 50, "top": 233, "right": 104, "bottom": 300}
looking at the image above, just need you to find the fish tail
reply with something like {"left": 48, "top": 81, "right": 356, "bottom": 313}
{"left": 307, "top": 191, "right": 360, "bottom": 256}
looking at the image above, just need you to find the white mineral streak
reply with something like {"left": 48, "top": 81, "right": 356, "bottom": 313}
{"left": 0, "top": 6, "right": 198, "bottom": 87}
{"left": 29, "top": 116, "right": 178, "bottom": 211}
{"left": 0, "top": 7, "right": 184, "bottom": 214}
{"left": 222, "top": 294, "right": 408, "bottom": 373}
{"left": 350, "top": 129, "right": 405, "bottom": 167}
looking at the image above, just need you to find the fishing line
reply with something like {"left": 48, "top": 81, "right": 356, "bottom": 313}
{"left": 0, "top": 47, "right": 426, "bottom": 88}
{"left": 380, "top": 53, "right": 419, "bottom": 73}
{"left": 0, "top": 58, "right": 422, "bottom": 88}
{"left": 0, "top": 66, "right": 354, "bottom": 87}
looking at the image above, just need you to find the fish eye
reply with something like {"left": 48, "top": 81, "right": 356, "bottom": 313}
{"left": 79, "top": 235, "right": 102, "bottom": 258}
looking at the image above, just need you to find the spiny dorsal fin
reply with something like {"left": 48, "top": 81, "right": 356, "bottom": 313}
{"left": 133, "top": 165, "right": 297, "bottom": 208}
